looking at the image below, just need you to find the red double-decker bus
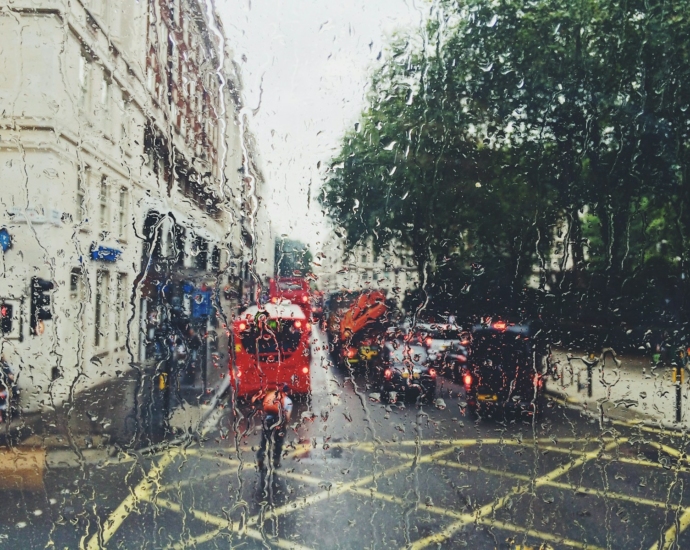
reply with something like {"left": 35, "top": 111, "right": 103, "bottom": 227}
{"left": 229, "top": 303, "right": 311, "bottom": 397}
{"left": 269, "top": 277, "right": 311, "bottom": 317}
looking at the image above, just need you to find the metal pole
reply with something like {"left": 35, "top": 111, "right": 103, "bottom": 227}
{"left": 587, "top": 364, "right": 593, "bottom": 398}
{"left": 675, "top": 364, "right": 682, "bottom": 423}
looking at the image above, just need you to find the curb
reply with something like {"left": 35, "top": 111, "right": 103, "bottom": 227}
{"left": 544, "top": 387, "right": 689, "bottom": 436}
{"left": 26, "top": 377, "right": 233, "bottom": 472}
{"left": 131, "top": 375, "right": 231, "bottom": 457}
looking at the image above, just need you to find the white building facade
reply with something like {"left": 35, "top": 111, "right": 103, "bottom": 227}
{"left": 0, "top": 0, "right": 267, "bottom": 412}
{"left": 315, "top": 234, "right": 419, "bottom": 307}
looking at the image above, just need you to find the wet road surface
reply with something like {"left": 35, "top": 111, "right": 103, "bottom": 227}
{"left": 4, "top": 327, "right": 690, "bottom": 549}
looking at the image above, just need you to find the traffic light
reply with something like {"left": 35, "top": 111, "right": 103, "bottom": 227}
{"left": 0, "top": 303, "right": 12, "bottom": 334}
{"left": 30, "top": 277, "right": 54, "bottom": 335}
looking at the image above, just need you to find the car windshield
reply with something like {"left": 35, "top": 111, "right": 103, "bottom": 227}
{"left": 278, "top": 281, "right": 305, "bottom": 291}
{"left": 386, "top": 343, "right": 427, "bottom": 367}
{"left": 240, "top": 321, "right": 303, "bottom": 355}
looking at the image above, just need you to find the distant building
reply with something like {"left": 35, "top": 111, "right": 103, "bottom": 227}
{"left": 0, "top": 1, "right": 265, "bottom": 411}
{"left": 314, "top": 234, "right": 419, "bottom": 307}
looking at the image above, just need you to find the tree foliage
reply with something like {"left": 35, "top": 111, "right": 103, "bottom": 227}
{"left": 321, "top": 0, "right": 690, "bottom": 325}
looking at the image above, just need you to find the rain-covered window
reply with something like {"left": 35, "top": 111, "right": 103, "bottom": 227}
{"left": 1, "top": 0, "right": 690, "bottom": 548}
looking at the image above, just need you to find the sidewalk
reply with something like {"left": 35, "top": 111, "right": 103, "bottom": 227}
{"left": 548, "top": 348, "right": 690, "bottom": 429}
{"left": 0, "top": 353, "right": 229, "bottom": 454}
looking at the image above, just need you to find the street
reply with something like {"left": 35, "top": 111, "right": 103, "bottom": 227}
{"left": 1, "top": 327, "right": 689, "bottom": 549}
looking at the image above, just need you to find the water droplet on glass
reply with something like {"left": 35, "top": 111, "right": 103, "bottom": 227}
{"left": 383, "top": 141, "right": 397, "bottom": 151}
{"left": 487, "top": 14, "right": 498, "bottom": 27}
{"left": 461, "top": 284, "right": 471, "bottom": 294}
{"left": 480, "top": 62, "right": 493, "bottom": 72}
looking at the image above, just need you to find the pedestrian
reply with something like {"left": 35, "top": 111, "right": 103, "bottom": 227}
{"left": 255, "top": 384, "right": 293, "bottom": 470}
{"left": 184, "top": 328, "right": 203, "bottom": 387}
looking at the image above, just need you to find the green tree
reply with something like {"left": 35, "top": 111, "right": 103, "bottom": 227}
{"left": 322, "top": 0, "right": 690, "bottom": 323}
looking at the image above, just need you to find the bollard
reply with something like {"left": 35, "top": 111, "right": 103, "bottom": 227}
{"left": 587, "top": 352, "right": 596, "bottom": 398}
{"left": 672, "top": 363, "right": 684, "bottom": 423}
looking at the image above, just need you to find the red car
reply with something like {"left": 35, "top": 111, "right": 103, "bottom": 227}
{"left": 230, "top": 303, "right": 312, "bottom": 398}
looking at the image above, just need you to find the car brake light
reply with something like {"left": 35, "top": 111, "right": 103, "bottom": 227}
{"left": 302, "top": 295, "right": 308, "bottom": 302}
{"left": 305, "top": 322, "right": 311, "bottom": 330}
{"left": 429, "top": 368, "right": 437, "bottom": 377}
{"left": 238, "top": 322, "right": 247, "bottom": 331}
{"left": 302, "top": 366, "right": 309, "bottom": 374}
{"left": 271, "top": 297, "right": 278, "bottom": 303}
{"left": 425, "top": 337, "right": 432, "bottom": 346}
{"left": 346, "top": 347, "right": 357, "bottom": 358}
{"left": 463, "top": 373, "right": 472, "bottom": 387}
{"left": 294, "top": 320, "right": 302, "bottom": 328}
{"left": 493, "top": 321, "right": 507, "bottom": 330}
{"left": 384, "top": 368, "right": 392, "bottom": 379}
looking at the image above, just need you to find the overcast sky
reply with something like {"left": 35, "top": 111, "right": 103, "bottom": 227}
{"left": 216, "top": 0, "right": 426, "bottom": 250}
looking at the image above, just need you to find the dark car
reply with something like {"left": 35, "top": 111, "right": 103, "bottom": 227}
{"left": 464, "top": 321, "right": 548, "bottom": 418}
{"left": 414, "top": 322, "right": 470, "bottom": 381}
{"left": 378, "top": 339, "right": 437, "bottom": 404}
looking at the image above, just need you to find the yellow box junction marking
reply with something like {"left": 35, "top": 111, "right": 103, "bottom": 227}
{"left": 407, "top": 439, "right": 625, "bottom": 549}
{"left": 91, "top": 431, "right": 690, "bottom": 550}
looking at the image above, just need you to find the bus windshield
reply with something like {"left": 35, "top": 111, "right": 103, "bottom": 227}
{"left": 240, "top": 321, "right": 303, "bottom": 355}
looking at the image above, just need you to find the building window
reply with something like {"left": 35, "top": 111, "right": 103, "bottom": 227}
{"left": 174, "top": 225, "right": 186, "bottom": 266}
{"left": 99, "top": 176, "right": 109, "bottom": 232}
{"left": 211, "top": 246, "right": 221, "bottom": 271}
{"left": 118, "top": 187, "right": 128, "bottom": 240}
{"left": 95, "top": 270, "right": 109, "bottom": 348}
{"left": 115, "top": 273, "right": 126, "bottom": 343}
{"left": 77, "top": 166, "right": 89, "bottom": 222}
{"left": 70, "top": 268, "right": 83, "bottom": 300}
{"left": 101, "top": 72, "right": 113, "bottom": 137}
{"left": 79, "top": 50, "right": 92, "bottom": 111}
{"left": 194, "top": 236, "right": 208, "bottom": 270}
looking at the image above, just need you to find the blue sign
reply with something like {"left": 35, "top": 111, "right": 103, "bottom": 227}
{"left": 191, "top": 289, "right": 213, "bottom": 318}
{"left": 90, "top": 244, "right": 122, "bottom": 262}
{"left": 182, "top": 282, "right": 195, "bottom": 294}
{"left": 0, "top": 228, "right": 11, "bottom": 252}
